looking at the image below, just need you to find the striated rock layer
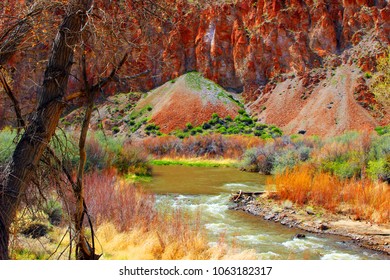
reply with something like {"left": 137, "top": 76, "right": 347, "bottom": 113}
{"left": 131, "top": 0, "right": 390, "bottom": 135}
{"left": 155, "top": 0, "right": 389, "bottom": 95}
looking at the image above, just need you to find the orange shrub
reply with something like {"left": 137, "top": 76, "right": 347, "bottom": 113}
{"left": 269, "top": 165, "right": 390, "bottom": 223}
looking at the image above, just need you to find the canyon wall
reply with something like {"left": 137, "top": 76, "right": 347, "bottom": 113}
{"left": 152, "top": 0, "right": 389, "bottom": 98}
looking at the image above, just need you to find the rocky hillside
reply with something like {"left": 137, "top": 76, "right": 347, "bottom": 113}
{"left": 249, "top": 64, "right": 385, "bottom": 136}
{"left": 62, "top": 72, "right": 243, "bottom": 136}
{"left": 135, "top": 72, "right": 242, "bottom": 134}
{"left": 1, "top": 0, "right": 389, "bottom": 135}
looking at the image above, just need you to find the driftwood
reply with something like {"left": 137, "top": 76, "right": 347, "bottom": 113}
{"left": 231, "top": 190, "right": 274, "bottom": 202}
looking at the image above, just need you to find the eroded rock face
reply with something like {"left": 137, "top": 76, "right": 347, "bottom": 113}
{"left": 155, "top": 0, "right": 389, "bottom": 101}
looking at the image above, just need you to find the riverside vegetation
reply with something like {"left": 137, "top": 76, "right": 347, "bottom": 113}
{"left": 0, "top": 123, "right": 389, "bottom": 258}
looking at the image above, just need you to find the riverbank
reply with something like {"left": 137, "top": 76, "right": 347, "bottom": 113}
{"left": 150, "top": 158, "right": 237, "bottom": 167}
{"left": 231, "top": 192, "right": 390, "bottom": 256}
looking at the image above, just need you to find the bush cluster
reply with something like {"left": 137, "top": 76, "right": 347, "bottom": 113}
{"left": 239, "top": 136, "right": 313, "bottom": 174}
{"left": 172, "top": 111, "right": 282, "bottom": 139}
{"left": 239, "top": 129, "right": 390, "bottom": 182}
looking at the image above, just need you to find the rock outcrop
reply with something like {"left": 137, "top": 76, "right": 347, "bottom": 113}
{"left": 152, "top": 0, "right": 389, "bottom": 98}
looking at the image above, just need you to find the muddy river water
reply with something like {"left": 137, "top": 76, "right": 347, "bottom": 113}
{"left": 143, "top": 165, "right": 387, "bottom": 260}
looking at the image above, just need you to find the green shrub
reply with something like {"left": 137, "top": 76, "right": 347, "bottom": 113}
{"left": 225, "top": 116, "right": 233, "bottom": 122}
{"left": 186, "top": 123, "right": 193, "bottom": 130}
{"left": 364, "top": 72, "right": 372, "bottom": 79}
{"left": 145, "top": 123, "right": 159, "bottom": 131}
{"left": 375, "top": 125, "right": 390, "bottom": 136}
{"left": 202, "top": 123, "right": 212, "bottom": 130}
{"left": 367, "top": 158, "right": 389, "bottom": 181}
{"left": 238, "top": 109, "right": 246, "bottom": 115}
{"left": 273, "top": 150, "right": 302, "bottom": 174}
{"left": 218, "top": 126, "right": 227, "bottom": 134}
{"left": 211, "top": 113, "right": 219, "bottom": 119}
{"left": 367, "top": 133, "right": 390, "bottom": 181}
{"left": 113, "top": 144, "right": 151, "bottom": 176}
{"left": 255, "top": 124, "right": 268, "bottom": 131}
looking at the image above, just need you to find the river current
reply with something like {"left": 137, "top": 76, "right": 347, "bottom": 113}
{"left": 143, "top": 165, "right": 387, "bottom": 260}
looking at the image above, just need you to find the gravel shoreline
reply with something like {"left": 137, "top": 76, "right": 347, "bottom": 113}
{"left": 230, "top": 193, "right": 390, "bottom": 256}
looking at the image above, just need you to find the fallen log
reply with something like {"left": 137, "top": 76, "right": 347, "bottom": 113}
{"left": 231, "top": 190, "right": 275, "bottom": 202}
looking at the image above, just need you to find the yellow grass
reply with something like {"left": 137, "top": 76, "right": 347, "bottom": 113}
{"left": 95, "top": 222, "right": 256, "bottom": 260}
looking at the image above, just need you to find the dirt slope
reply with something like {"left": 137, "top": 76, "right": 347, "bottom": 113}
{"left": 135, "top": 72, "right": 242, "bottom": 133}
{"left": 249, "top": 65, "right": 389, "bottom": 136}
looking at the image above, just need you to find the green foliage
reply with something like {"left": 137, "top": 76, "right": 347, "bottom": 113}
{"left": 0, "top": 127, "right": 17, "bottom": 164}
{"left": 375, "top": 125, "right": 390, "bottom": 136}
{"left": 367, "top": 133, "right": 390, "bottom": 181}
{"left": 371, "top": 48, "right": 390, "bottom": 107}
{"left": 112, "top": 145, "right": 151, "bottom": 176}
{"left": 322, "top": 160, "right": 361, "bottom": 179}
{"left": 169, "top": 109, "right": 282, "bottom": 139}
{"left": 367, "top": 158, "right": 389, "bottom": 181}
{"left": 202, "top": 123, "right": 212, "bottom": 130}
{"left": 145, "top": 123, "right": 160, "bottom": 136}
{"left": 238, "top": 109, "right": 246, "bottom": 115}
{"left": 332, "top": 130, "right": 360, "bottom": 144}
{"left": 273, "top": 148, "right": 308, "bottom": 174}
{"left": 186, "top": 123, "right": 193, "bottom": 130}
{"left": 145, "top": 123, "right": 159, "bottom": 131}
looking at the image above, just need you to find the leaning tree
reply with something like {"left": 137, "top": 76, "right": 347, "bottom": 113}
{"left": 0, "top": 0, "right": 94, "bottom": 260}
{"left": 0, "top": 0, "right": 186, "bottom": 260}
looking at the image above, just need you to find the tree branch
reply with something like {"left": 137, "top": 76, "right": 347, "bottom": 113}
{"left": 0, "top": 68, "right": 26, "bottom": 130}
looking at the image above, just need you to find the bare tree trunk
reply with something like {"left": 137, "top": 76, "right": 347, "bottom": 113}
{"left": 74, "top": 51, "right": 128, "bottom": 260}
{"left": 0, "top": 0, "right": 92, "bottom": 260}
{"left": 74, "top": 50, "right": 96, "bottom": 259}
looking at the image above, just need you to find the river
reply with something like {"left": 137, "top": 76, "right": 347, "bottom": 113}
{"left": 142, "top": 165, "right": 387, "bottom": 260}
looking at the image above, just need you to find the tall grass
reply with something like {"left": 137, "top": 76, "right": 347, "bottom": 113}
{"left": 269, "top": 165, "right": 390, "bottom": 223}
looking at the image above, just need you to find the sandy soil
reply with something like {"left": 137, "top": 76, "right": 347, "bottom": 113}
{"left": 231, "top": 192, "right": 390, "bottom": 256}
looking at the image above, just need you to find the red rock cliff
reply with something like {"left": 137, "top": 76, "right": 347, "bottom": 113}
{"left": 150, "top": 0, "right": 389, "bottom": 99}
